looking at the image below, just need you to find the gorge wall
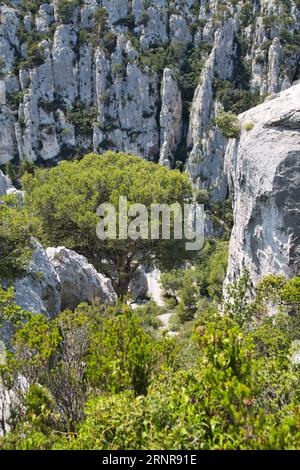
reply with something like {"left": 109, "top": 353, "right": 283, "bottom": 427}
{"left": 0, "top": 0, "right": 299, "bottom": 202}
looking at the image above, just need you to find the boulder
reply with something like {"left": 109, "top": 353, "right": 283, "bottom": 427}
{"left": 46, "top": 247, "right": 117, "bottom": 310}
{"left": 225, "top": 84, "right": 300, "bottom": 288}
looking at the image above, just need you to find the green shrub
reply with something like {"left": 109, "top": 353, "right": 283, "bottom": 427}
{"left": 216, "top": 111, "right": 241, "bottom": 138}
{"left": 0, "top": 196, "right": 41, "bottom": 279}
{"left": 57, "top": 0, "right": 82, "bottom": 24}
{"left": 102, "top": 32, "right": 117, "bottom": 54}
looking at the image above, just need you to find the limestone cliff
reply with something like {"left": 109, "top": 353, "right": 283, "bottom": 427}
{"left": 225, "top": 83, "right": 300, "bottom": 288}
{"left": 0, "top": 0, "right": 299, "bottom": 201}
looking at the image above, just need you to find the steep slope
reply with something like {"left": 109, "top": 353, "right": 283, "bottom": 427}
{"left": 0, "top": 0, "right": 299, "bottom": 201}
{"left": 225, "top": 83, "right": 300, "bottom": 287}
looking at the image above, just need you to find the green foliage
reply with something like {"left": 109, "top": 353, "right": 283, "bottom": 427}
{"left": 223, "top": 269, "right": 256, "bottom": 327}
{"left": 94, "top": 7, "right": 109, "bottom": 33}
{"left": 216, "top": 111, "right": 241, "bottom": 138}
{"left": 20, "top": 0, "right": 50, "bottom": 15}
{"left": 256, "top": 275, "right": 300, "bottom": 315}
{"left": 23, "top": 152, "right": 193, "bottom": 295}
{"left": 0, "top": 287, "right": 29, "bottom": 330}
{"left": 6, "top": 91, "right": 25, "bottom": 113}
{"left": 134, "top": 301, "right": 166, "bottom": 333}
{"left": 214, "top": 78, "right": 261, "bottom": 115}
{"left": 206, "top": 241, "right": 230, "bottom": 301}
{"left": 0, "top": 301, "right": 177, "bottom": 437}
{"left": 102, "top": 32, "right": 118, "bottom": 54}
{"left": 16, "top": 30, "right": 48, "bottom": 69}
{"left": 66, "top": 104, "right": 98, "bottom": 137}
{"left": 1, "top": 159, "right": 36, "bottom": 187}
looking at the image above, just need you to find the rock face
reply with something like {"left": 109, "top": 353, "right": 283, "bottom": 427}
{"left": 159, "top": 68, "right": 182, "bottom": 168}
{"left": 225, "top": 84, "right": 300, "bottom": 288}
{"left": 146, "top": 269, "right": 165, "bottom": 307}
{"left": 0, "top": 169, "right": 12, "bottom": 196}
{"left": 14, "top": 242, "right": 62, "bottom": 318}
{"left": 0, "top": 1, "right": 299, "bottom": 200}
{"left": 46, "top": 247, "right": 117, "bottom": 309}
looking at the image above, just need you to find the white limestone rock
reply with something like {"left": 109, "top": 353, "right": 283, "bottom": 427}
{"left": 0, "top": 106, "right": 18, "bottom": 163}
{"left": 186, "top": 38, "right": 230, "bottom": 201}
{"left": 225, "top": 84, "right": 300, "bottom": 288}
{"left": 159, "top": 68, "right": 182, "bottom": 168}
{"left": 0, "top": 6, "right": 19, "bottom": 74}
{"left": 52, "top": 25, "right": 78, "bottom": 106}
{"left": 0, "top": 168, "right": 23, "bottom": 203}
{"left": 14, "top": 242, "right": 62, "bottom": 318}
{"left": 140, "top": 5, "right": 168, "bottom": 49}
{"left": 35, "top": 4, "right": 54, "bottom": 33}
{"left": 268, "top": 38, "right": 282, "bottom": 94}
{"left": 0, "top": 0, "right": 299, "bottom": 199}
{"left": 46, "top": 247, "right": 117, "bottom": 310}
{"left": 170, "top": 15, "right": 192, "bottom": 46}
{"left": 102, "top": 0, "right": 129, "bottom": 28}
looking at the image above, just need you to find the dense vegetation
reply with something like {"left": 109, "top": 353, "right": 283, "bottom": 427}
{"left": 0, "top": 273, "right": 299, "bottom": 450}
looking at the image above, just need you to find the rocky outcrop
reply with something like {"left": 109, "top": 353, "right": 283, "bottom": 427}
{"left": 0, "top": 169, "right": 12, "bottom": 196}
{"left": 46, "top": 246, "right": 117, "bottom": 309}
{"left": 225, "top": 84, "right": 300, "bottom": 288}
{"left": 129, "top": 266, "right": 149, "bottom": 301}
{"left": 7, "top": 244, "right": 117, "bottom": 319}
{"left": 146, "top": 269, "right": 165, "bottom": 307}
{"left": 186, "top": 21, "right": 234, "bottom": 202}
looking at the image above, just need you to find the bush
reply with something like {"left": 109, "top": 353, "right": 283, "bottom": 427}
{"left": 195, "top": 189, "right": 209, "bottom": 205}
{"left": 57, "top": 0, "right": 82, "bottom": 24}
{"left": 216, "top": 111, "right": 241, "bottom": 138}
{"left": 66, "top": 104, "right": 98, "bottom": 137}
{"left": 23, "top": 152, "right": 193, "bottom": 295}
{"left": 87, "top": 309, "right": 158, "bottom": 396}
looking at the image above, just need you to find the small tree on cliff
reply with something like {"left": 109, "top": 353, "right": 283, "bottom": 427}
{"left": 23, "top": 152, "right": 193, "bottom": 296}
